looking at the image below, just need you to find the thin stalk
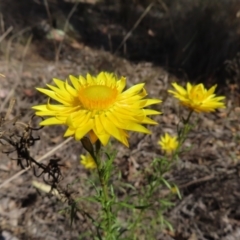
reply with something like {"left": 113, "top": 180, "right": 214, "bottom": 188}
{"left": 94, "top": 143, "right": 112, "bottom": 238}
{"left": 171, "top": 110, "right": 194, "bottom": 161}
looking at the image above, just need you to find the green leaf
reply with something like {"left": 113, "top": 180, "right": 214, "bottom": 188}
{"left": 134, "top": 204, "right": 152, "bottom": 210}
{"left": 161, "top": 178, "right": 172, "bottom": 189}
{"left": 159, "top": 199, "right": 175, "bottom": 207}
{"left": 116, "top": 202, "right": 135, "bottom": 209}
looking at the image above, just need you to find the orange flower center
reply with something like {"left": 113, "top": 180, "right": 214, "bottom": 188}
{"left": 78, "top": 85, "right": 118, "bottom": 110}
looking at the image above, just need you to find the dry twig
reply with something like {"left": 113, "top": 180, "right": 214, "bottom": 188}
{"left": 0, "top": 137, "right": 73, "bottom": 189}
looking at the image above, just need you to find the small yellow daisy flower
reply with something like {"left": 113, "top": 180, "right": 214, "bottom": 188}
{"left": 32, "top": 72, "right": 161, "bottom": 147}
{"left": 170, "top": 186, "right": 178, "bottom": 194}
{"left": 168, "top": 82, "right": 225, "bottom": 113}
{"left": 80, "top": 154, "right": 97, "bottom": 169}
{"left": 158, "top": 133, "right": 178, "bottom": 154}
{"left": 171, "top": 185, "right": 181, "bottom": 198}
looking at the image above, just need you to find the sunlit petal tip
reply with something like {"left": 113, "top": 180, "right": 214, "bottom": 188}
{"left": 119, "top": 76, "right": 126, "bottom": 82}
{"left": 171, "top": 82, "right": 178, "bottom": 87}
{"left": 64, "top": 127, "right": 75, "bottom": 137}
{"left": 32, "top": 104, "right": 45, "bottom": 110}
{"left": 208, "top": 84, "right": 217, "bottom": 94}
{"left": 36, "top": 87, "right": 46, "bottom": 92}
{"left": 78, "top": 75, "right": 87, "bottom": 85}
{"left": 96, "top": 133, "right": 111, "bottom": 146}
{"left": 144, "top": 98, "right": 162, "bottom": 107}
{"left": 86, "top": 73, "right": 95, "bottom": 83}
{"left": 53, "top": 78, "right": 64, "bottom": 87}
{"left": 122, "top": 139, "right": 129, "bottom": 148}
{"left": 144, "top": 109, "right": 162, "bottom": 116}
{"left": 170, "top": 82, "right": 186, "bottom": 95}
{"left": 135, "top": 82, "right": 145, "bottom": 89}
{"left": 39, "top": 117, "right": 63, "bottom": 125}
{"left": 143, "top": 117, "right": 159, "bottom": 125}
{"left": 186, "top": 82, "right": 192, "bottom": 88}
{"left": 117, "top": 77, "right": 127, "bottom": 92}
{"left": 69, "top": 75, "right": 77, "bottom": 80}
{"left": 186, "top": 82, "right": 193, "bottom": 93}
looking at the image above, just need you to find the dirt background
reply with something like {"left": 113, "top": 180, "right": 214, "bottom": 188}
{"left": 1, "top": 0, "right": 240, "bottom": 239}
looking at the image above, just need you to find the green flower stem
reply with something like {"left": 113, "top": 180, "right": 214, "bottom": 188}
{"left": 184, "top": 109, "right": 193, "bottom": 124}
{"left": 94, "top": 142, "right": 112, "bottom": 238}
{"left": 171, "top": 109, "right": 194, "bottom": 161}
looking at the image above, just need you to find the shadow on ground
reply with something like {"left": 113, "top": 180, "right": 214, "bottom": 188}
{"left": 1, "top": 0, "right": 240, "bottom": 84}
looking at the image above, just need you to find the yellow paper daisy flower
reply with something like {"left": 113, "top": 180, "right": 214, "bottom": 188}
{"left": 158, "top": 133, "right": 178, "bottom": 154}
{"left": 168, "top": 82, "right": 225, "bottom": 113}
{"left": 80, "top": 154, "right": 97, "bottom": 169}
{"left": 32, "top": 72, "right": 161, "bottom": 147}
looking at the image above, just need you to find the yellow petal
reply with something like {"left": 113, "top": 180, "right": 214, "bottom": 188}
{"left": 64, "top": 127, "right": 76, "bottom": 137}
{"left": 40, "top": 117, "right": 65, "bottom": 125}
{"left": 124, "top": 122, "right": 151, "bottom": 133}
{"left": 99, "top": 114, "right": 125, "bottom": 145}
{"left": 171, "top": 82, "right": 187, "bottom": 95}
{"left": 53, "top": 78, "right": 65, "bottom": 90}
{"left": 143, "top": 99, "right": 162, "bottom": 107}
{"left": 116, "top": 77, "right": 126, "bottom": 92}
{"left": 143, "top": 109, "right": 161, "bottom": 115}
{"left": 69, "top": 75, "right": 81, "bottom": 91}
{"left": 74, "top": 120, "right": 94, "bottom": 140}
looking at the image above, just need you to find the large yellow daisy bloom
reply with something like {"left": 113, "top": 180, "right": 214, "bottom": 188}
{"left": 32, "top": 72, "right": 161, "bottom": 147}
{"left": 168, "top": 82, "right": 225, "bottom": 113}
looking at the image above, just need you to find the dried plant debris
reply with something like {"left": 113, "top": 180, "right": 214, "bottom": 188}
{"left": 0, "top": 99, "right": 78, "bottom": 217}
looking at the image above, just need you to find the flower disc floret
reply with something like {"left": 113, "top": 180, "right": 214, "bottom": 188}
{"left": 32, "top": 72, "right": 161, "bottom": 147}
{"left": 168, "top": 82, "right": 225, "bottom": 113}
{"left": 78, "top": 85, "right": 118, "bottom": 110}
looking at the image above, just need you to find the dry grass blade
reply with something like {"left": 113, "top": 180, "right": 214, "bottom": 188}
{"left": 0, "top": 69, "right": 20, "bottom": 112}
{"left": 0, "top": 26, "right": 13, "bottom": 43}
{"left": 55, "top": 2, "right": 79, "bottom": 64}
{"left": 1, "top": 33, "right": 32, "bottom": 112}
{"left": 114, "top": 2, "right": 154, "bottom": 54}
{"left": 4, "top": 98, "right": 15, "bottom": 120}
{"left": 5, "top": 27, "right": 31, "bottom": 63}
